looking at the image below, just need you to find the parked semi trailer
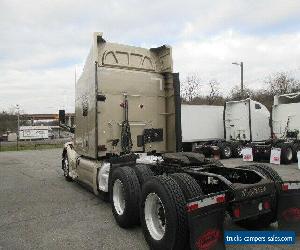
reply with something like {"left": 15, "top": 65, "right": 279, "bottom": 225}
{"left": 182, "top": 99, "right": 270, "bottom": 159}
{"left": 181, "top": 105, "right": 231, "bottom": 157}
{"left": 60, "top": 33, "right": 300, "bottom": 250}
{"left": 249, "top": 92, "right": 300, "bottom": 164}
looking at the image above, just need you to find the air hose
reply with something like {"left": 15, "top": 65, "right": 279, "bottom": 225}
{"left": 121, "top": 96, "right": 133, "bottom": 153}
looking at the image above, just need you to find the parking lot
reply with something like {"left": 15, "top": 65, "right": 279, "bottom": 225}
{"left": 0, "top": 149, "right": 299, "bottom": 250}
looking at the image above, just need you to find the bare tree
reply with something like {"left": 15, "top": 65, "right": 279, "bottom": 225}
{"left": 266, "top": 72, "right": 300, "bottom": 95}
{"left": 181, "top": 75, "right": 202, "bottom": 102}
{"left": 207, "top": 80, "right": 221, "bottom": 104}
{"left": 228, "top": 85, "right": 253, "bottom": 101}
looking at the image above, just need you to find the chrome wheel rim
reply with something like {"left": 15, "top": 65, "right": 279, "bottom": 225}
{"left": 224, "top": 146, "right": 231, "bottom": 157}
{"left": 286, "top": 148, "right": 293, "bottom": 161}
{"left": 113, "top": 179, "right": 125, "bottom": 215}
{"left": 144, "top": 193, "right": 166, "bottom": 241}
{"left": 63, "top": 158, "right": 69, "bottom": 177}
{"left": 237, "top": 146, "right": 242, "bottom": 156}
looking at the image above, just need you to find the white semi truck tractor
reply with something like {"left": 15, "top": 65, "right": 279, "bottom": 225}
{"left": 182, "top": 99, "right": 271, "bottom": 159}
{"left": 60, "top": 33, "right": 300, "bottom": 250}
{"left": 249, "top": 92, "right": 300, "bottom": 164}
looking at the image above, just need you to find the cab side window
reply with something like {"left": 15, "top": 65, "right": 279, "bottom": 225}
{"left": 255, "top": 103, "right": 261, "bottom": 110}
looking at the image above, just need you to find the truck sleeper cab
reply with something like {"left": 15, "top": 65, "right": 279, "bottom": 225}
{"left": 249, "top": 93, "right": 300, "bottom": 164}
{"left": 61, "top": 34, "right": 300, "bottom": 250}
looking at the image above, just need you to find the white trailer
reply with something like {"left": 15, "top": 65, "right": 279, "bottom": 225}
{"left": 19, "top": 126, "right": 49, "bottom": 140}
{"left": 181, "top": 105, "right": 224, "bottom": 142}
{"left": 182, "top": 99, "right": 271, "bottom": 159}
{"left": 181, "top": 104, "right": 234, "bottom": 158}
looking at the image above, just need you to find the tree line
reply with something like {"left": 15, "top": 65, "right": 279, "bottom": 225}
{"left": 1, "top": 71, "right": 300, "bottom": 135}
{"left": 0, "top": 112, "right": 19, "bottom": 135}
{"left": 181, "top": 72, "right": 300, "bottom": 110}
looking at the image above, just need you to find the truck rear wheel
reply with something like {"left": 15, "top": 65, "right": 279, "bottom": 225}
{"left": 232, "top": 142, "right": 243, "bottom": 158}
{"left": 140, "top": 176, "right": 189, "bottom": 250}
{"left": 170, "top": 173, "right": 203, "bottom": 200}
{"left": 204, "top": 158, "right": 224, "bottom": 167}
{"left": 280, "top": 144, "right": 293, "bottom": 164}
{"left": 134, "top": 164, "right": 154, "bottom": 186}
{"left": 62, "top": 155, "right": 72, "bottom": 182}
{"left": 217, "top": 142, "right": 232, "bottom": 159}
{"left": 110, "top": 167, "right": 140, "bottom": 228}
{"left": 292, "top": 142, "right": 300, "bottom": 162}
{"left": 240, "top": 164, "right": 283, "bottom": 183}
{"left": 237, "top": 164, "right": 281, "bottom": 228}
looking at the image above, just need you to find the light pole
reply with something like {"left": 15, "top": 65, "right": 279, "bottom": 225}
{"left": 232, "top": 62, "right": 244, "bottom": 93}
{"left": 16, "top": 104, "right": 20, "bottom": 151}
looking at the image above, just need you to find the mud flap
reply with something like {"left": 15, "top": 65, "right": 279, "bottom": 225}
{"left": 187, "top": 193, "right": 226, "bottom": 250}
{"left": 277, "top": 182, "right": 300, "bottom": 234}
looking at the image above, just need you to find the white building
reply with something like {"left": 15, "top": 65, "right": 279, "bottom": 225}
{"left": 19, "top": 126, "right": 50, "bottom": 140}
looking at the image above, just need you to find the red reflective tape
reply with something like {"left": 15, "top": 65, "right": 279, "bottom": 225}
{"left": 187, "top": 194, "right": 225, "bottom": 213}
{"left": 187, "top": 203, "right": 199, "bottom": 213}
{"left": 282, "top": 182, "right": 300, "bottom": 190}
{"left": 282, "top": 184, "right": 289, "bottom": 191}
{"left": 216, "top": 195, "right": 225, "bottom": 203}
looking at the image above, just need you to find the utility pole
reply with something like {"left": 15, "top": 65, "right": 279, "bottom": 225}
{"left": 232, "top": 61, "right": 244, "bottom": 93}
{"left": 16, "top": 104, "right": 20, "bottom": 151}
{"left": 240, "top": 62, "right": 244, "bottom": 93}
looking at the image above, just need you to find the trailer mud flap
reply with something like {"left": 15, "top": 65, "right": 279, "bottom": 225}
{"left": 187, "top": 193, "right": 226, "bottom": 250}
{"left": 277, "top": 182, "right": 300, "bottom": 234}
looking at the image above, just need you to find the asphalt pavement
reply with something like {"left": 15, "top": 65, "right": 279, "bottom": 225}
{"left": 0, "top": 149, "right": 299, "bottom": 250}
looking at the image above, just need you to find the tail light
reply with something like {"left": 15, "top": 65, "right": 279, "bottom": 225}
{"left": 263, "top": 200, "right": 270, "bottom": 210}
{"left": 233, "top": 207, "right": 240, "bottom": 218}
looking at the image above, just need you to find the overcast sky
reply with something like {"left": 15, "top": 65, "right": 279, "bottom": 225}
{"left": 1, "top": 0, "right": 300, "bottom": 113}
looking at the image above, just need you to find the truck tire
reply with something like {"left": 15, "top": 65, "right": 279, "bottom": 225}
{"left": 62, "top": 155, "right": 72, "bottom": 182}
{"left": 217, "top": 142, "right": 232, "bottom": 159}
{"left": 254, "top": 164, "right": 283, "bottom": 183}
{"left": 236, "top": 164, "right": 281, "bottom": 228}
{"left": 110, "top": 167, "right": 140, "bottom": 228}
{"left": 239, "top": 164, "right": 283, "bottom": 183}
{"left": 279, "top": 144, "right": 293, "bottom": 164}
{"left": 204, "top": 158, "right": 224, "bottom": 167}
{"left": 231, "top": 142, "right": 243, "bottom": 158}
{"left": 134, "top": 164, "right": 154, "bottom": 186}
{"left": 170, "top": 173, "right": 203, "bottom": 200}
{"left": 140, "top": 175, "right": 189, "bottom": 250}
{"left": 292, "top": 142, "right": 300, "bottom": 162}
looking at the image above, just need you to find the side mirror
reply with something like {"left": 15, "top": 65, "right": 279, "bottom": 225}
{"left": 59, "top": 110, "right": 66, "bottom": 124}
